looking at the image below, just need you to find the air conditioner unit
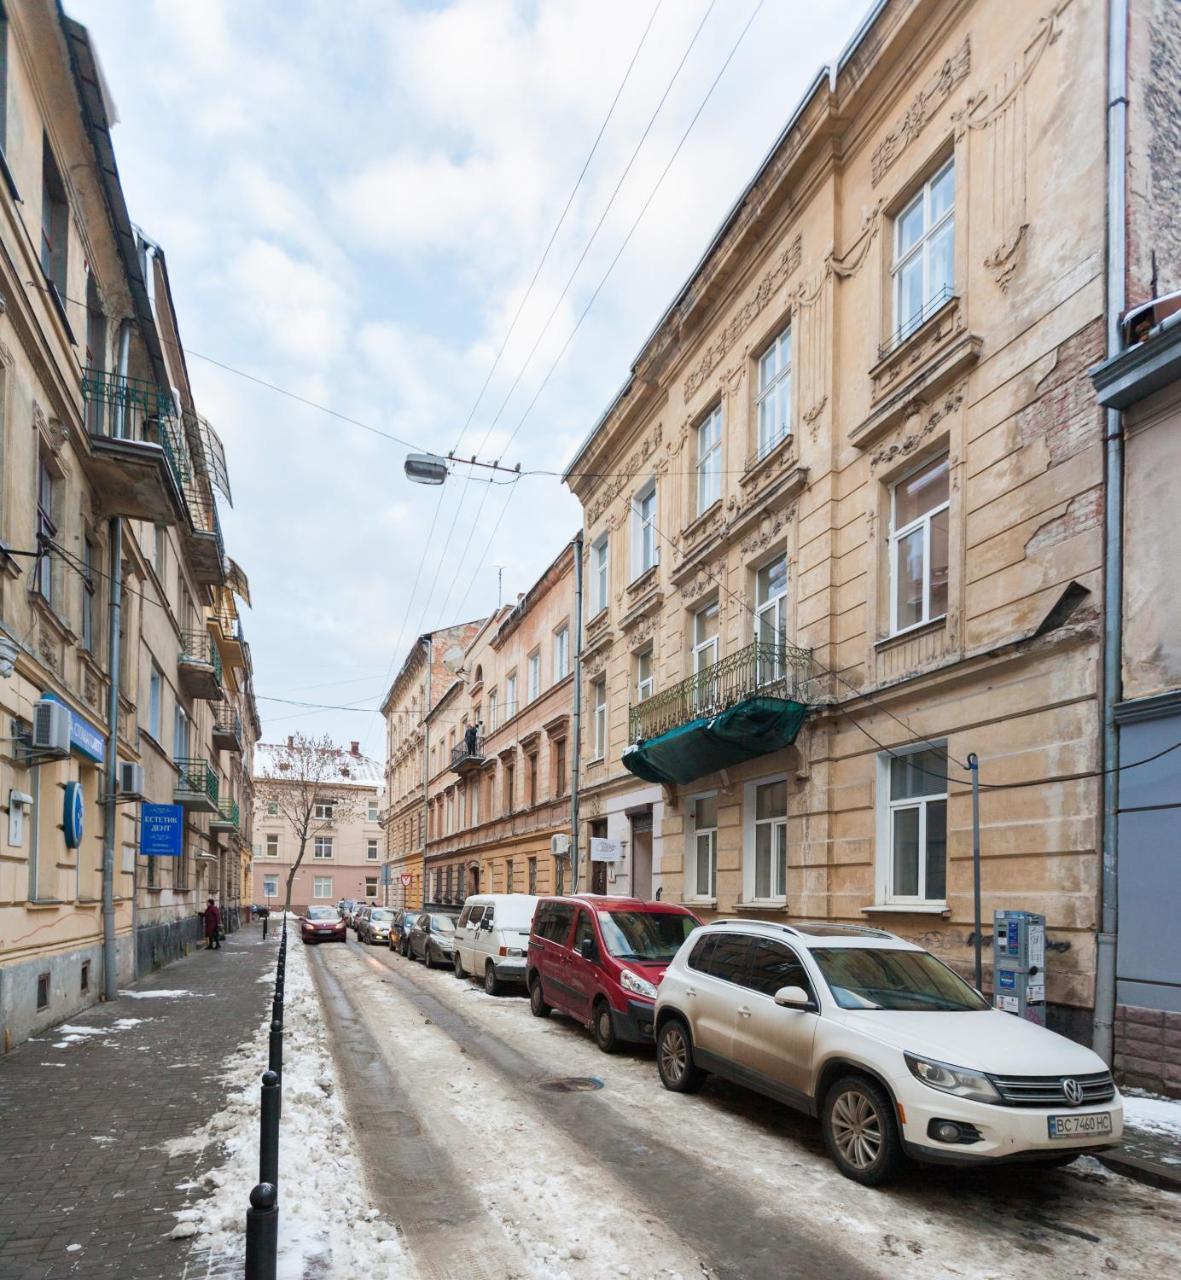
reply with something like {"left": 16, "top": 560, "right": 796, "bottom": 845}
{"left": 550, "top": 833, "right": 571, "bottom": 858}
{"left": 32, "top": 699, "right": 71, "bottom": 756}
{"left": 119, "top": 761, "right": 146, "bottom": 799}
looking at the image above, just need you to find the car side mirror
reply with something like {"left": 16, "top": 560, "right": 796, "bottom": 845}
{"left": 773, "top": 985, "right": 814, "bottom": 1010}
{"left": 579, "top": 938, "right": 596, "bottom": 961}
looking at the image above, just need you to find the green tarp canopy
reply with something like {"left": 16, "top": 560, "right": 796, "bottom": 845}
{"left": 622, "top": 696, "right": 809, "bottom": 787}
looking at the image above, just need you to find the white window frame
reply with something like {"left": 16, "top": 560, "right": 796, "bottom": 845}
{"left": 755, "top": 554, "right": 789, "bottom": 683}
{"left": 148, "top": 663, "right": 162, "bottom": 740}
{"left": 875, "top": 745, "right": 949, "bottom": 907}
{"left": 263, "top": 875, "right": 279, "bottom": 898}
{"left": 892, "top": 157, "right": 955, "bottom": 340}
{"left": 505, "top": 672, "right": 517, "bottom": 719}
{"left": 265, "top": 834, "right": 279, "bottom": 858}
{"left": 553, "top": 625, "right": 569, "bottom": 681}
{"left": 367, "top": 800, "right": 379, "bottom": 821}
{"left": 313, "top": 876, "right": 333, "bottom": 899}
{"left": 365, "top": 877, "right": 378, "bottom": 899}
{"left": 888, "top": 454, "right": 950, "bottom": 635}
{"left": 755, "top": 324, "right": 792, "bottom": 459}
{"left": 741, "top": 773, "right": 788, "bottom": 905}
{"left": 685, "top": 790, "right": 718, "bottom": 904}
{"left": 367, "top": 838, "right": 379, "bottom": 861}
{"left": 527, "top": 650, "right": 541, "bottom": 702}
{"left": 488, "top": 688, "right": 498, "bottom": 731}
{"left": 591, "top": 534, "right": 609, "bottom": 614}
{"left": 692, "top": 601, "right": 719, "bottom": 674}
{"left": 695, "top": 405, "right": 722, "bottom": 515}
{"left": 631, "top": 480, "right": 658, "bottom": 579}
{"left": 635, "top": 647, "right": 654, "bottom": 703}
{"left": 591, "top": 676, "right": 607, "bottom": 759}
{"left": 313, "top": 836, "right": 333, "bottom": 860}
{"left": 314, "top": 801, "right": 334, "bottom": 821}
{"left": 172, "top": 704, "right": 189, "bottom": 763}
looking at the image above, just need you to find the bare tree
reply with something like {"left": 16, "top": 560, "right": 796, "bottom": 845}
{"left": 255, "top": 732, "right": 362, "bottom": 915}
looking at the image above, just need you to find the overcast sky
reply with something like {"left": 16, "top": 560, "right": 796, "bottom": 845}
{"left": 68, "top": 0, "right": 867, "bottom": 757}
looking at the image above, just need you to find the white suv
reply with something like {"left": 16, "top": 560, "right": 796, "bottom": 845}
{"left": 654, "top": 920, "right": 1122, "bottom": 1185}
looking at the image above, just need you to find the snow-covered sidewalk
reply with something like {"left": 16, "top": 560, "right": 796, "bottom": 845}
{"left": 1100, "top": 1089, "right": 1181, "bottom": 1189}
{"left": 176, "top": 932, "right": 414, "bottom": 1278}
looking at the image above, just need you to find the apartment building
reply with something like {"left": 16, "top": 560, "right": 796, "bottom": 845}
{"left": 380, "top": 621, "right": 485, "bottom": 910}
{"left": 563, "top": 0, "right": 1130, "bottom": 1047}
{"left": 253, "top": 740, "right": 383, "bottom": 912}
{"left": 0, "top": 4, "right": 257, "bottom": 1050}
{"left": 422, "top": 544, "right": 576, "bottom": 907}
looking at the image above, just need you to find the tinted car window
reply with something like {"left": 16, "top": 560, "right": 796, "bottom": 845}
{"left": 538, "top": 903, "right": 574, "bottom": 943}
{"left": 747, "top": 940, "right": 813, "bottom": 999}
{"left": 457, "top": 906, "right": 472, "bottom": 928}
{"left": 573, "top": 911, "right": 596, "bottom": 954}
{"left": 703, "top": 934, "right": 752, "bottom": 985}
{"left": 467, "top": 905, "right": 485, "bottom": 926}
{"left": 687, "top": 935, "right": 716, "bottom": 972}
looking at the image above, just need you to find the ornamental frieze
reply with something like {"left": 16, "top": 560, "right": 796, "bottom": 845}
{"left": 585, "top": 424, "right": 663, "bottom": 525}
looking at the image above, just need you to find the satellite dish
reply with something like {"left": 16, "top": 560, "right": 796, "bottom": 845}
{"left": 442, "top": 644, "right": 465, "bottom": 673}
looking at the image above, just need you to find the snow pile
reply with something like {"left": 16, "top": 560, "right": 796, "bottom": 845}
{"left": 174, "top": 938, "right": 411, "bottom": 1277}
{"left": 1123, "top": 1090, "right": 1181, "bottom": 1138}
{"left": 118, "top": 989, "right": 211, "bottom": 1000}
{"left": 51, "top": 1017, "right": 145, "bottom": 1049}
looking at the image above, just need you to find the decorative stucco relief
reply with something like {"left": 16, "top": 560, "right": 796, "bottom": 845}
{"left": 871, "top": 36, "right": 971, "bottom": 187}
{"left": 739, "top": 505, "right": 795, "bottom": 561}
{"left": 585, "top": 424, "right": 663, "bottom": 525}
{"left": 868, "top": 387, "right": 965, "bottom": 472}
{"left": 682, "top": 235, "right": 802, "bottom": 401}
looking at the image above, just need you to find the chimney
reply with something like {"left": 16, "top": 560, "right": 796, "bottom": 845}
{"left": 350, "top": 741, "right": 360, "bottom": 757}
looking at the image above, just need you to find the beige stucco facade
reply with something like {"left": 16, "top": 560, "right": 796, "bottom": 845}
{"left": 0, "top": 3, "right": 257, "bottom": 1051}
{"left": 565, "top": 0, "right": 1111, "bottom": 1037}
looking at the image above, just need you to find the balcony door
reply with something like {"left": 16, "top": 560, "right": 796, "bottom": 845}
{"left": 692, "top": 602, "right": 720, "bottom": 716}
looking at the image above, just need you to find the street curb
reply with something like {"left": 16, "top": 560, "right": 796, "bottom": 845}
{"left": 1097, "top": 1149, "right": 1181, "bottom": 1193}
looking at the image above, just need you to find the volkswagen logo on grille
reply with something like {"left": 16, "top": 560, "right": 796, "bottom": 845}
{"left": 1062, "top": 1077, "right": 1085, "bottom": 1107}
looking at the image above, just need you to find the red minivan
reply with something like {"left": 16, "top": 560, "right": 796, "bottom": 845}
{"left": 527, "top": 896, "right": 701, "bottom": 1053}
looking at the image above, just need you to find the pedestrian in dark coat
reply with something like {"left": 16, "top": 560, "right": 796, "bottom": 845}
{"left": 203, "top": 898, "right": 222, "bottom": 950}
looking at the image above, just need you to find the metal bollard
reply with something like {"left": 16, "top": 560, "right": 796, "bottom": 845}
{"left": 244, "top": 1182, "right": 278, "bottom": 1280}
{"left": 268, "top": 1018, "right": 283, "bottom": 1078}
{"left": 259, "top": 1070, "right": 280, "bottom": 1188}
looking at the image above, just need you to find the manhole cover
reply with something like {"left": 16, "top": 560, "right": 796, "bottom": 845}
{"left": 538, "top": 1076, "right": 604, "bottom": 1092}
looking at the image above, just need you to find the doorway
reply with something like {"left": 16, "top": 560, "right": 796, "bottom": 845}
{"left": 590, "top": 819, "right": 608, "bottom": 895}
{"left": 468, "top": 863, "right": 481, "bottom": 898}
{"left": 630, "top": 810, "right": 653, "bottom": 900}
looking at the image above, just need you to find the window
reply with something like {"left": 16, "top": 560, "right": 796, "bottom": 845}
{"left": 266, "top": 834, "right": 279, "bottom": 858}
{"left": 470, "top": 777, "right": 479, "bottom": 825}
{"left": 172, "top": 705, "right": 189, "bottom": 762}
{"left": 367, "top": 839, "right": 379, "bottom": 861}
{"left": 687, "top": 794, "right": 718, "bottom": 900}
{"left": 37, "top": 972, "right": 50, "bottom": 1011}
{"left": 314, "top": 801, "right": 334, "bottom": 821}
{"left": 527, "top": 856, "right": 537, "bottom": 894}
{"left": 263, "top": 875, "right": 279, "bottom": 898}
{"left": 755, "top": 555, "right": 788, "bottom": 683}
{"left": 591, "top": 676, "right": 607, "bottom": 759}
{"left": 35, "top": 456, "right": 56, "bottom": 603}
{"left": 488, "top": 688, "right": 498, "bottom": 731}
{"left": 505, "top": 858, "right": 514, "bottom": 892}
{"left": 553, "top": 626, "right": 569, "bottom": 681}
{"left": 574, "top": 909, "right": 596, "bottom": 955}
{"left": 635, "top": 648, "right": 653, "bottom": 703}
{"left": 889, "top": 454, "right": 949, "bottom": 633}
{"left": 745, "top": 777, "right": 787, "bottom": 903}
{"left": 267, "top": 801, "right": 278, "bottom": 816}
{"left": 81, "top": 534, "right": 96, "bottom": 652}
{"left": 747, "top": 940, "right": 813, "bottom": 999}
{"left": 314, "top": 836, "right": 333, "bottom": 860}
{"left": 892, "top": 157, "right": 955, "bottom": 340}
{"left": 527, "top": 651, "right": 541, "bottom": 702}
{"left": 695, "top": 405, "right": 722, "bottom": 514}
{"left": 368, "top": 800, "right": 379, "bottom": 821}
{"left": 313, "top": 877, "right": 333, "bottom": 899}
{"left": 40, "top": 135, "right": 68, "bottom": 299}
{"left": 152, "top": 524, "right": 166, "bottom": 583}
{"left": 554, "top": 855, "right": 565, "bottom": 895}
{"left": 147, "top": 664, "right": 162, "bottom": 740}
{"left": 692, "top": 601, "right": 719, "bottom": 673}
{"left": 632, "top": 481, "right": 657, "bottom": 578}
{"left": 80, "top": 961, "right": 90, "bottom": 994}
{"left": 880, "top": 746, "right": 947, "bottom": 904}
{"left": 697, "top": 934, "right": 751, "bottom": 985}
{"left": 755, "top": 325, "right": 792, "bottom": 459}
{"left": 505, "top": 760, "right": 515, "bottom": 812}
{"left": 527, "top": 753, "right": 538, "bottom": 807}
{"left": 505, "top": 671, "right": 517, "bottom": 718}
{"left": 553, "top": 738, "right": 567, "bottom": 797}
{"left": 591, "top": 534, "right": 609, "bottom": 615}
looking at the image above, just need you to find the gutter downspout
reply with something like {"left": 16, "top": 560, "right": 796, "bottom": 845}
{"left": 570, "top": 533, "right": 584, "bottom": 892}
{"left": 1095, "top": 0, "right": 1129, "bottom": 1063}
{"left": 102, "top": 319, "right": 131, "bottom": 1000}
{"left": 421, "top": 636, "right": 431, "bottom": 913}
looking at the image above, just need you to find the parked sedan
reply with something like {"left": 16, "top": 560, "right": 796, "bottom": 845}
{"left": 352, "top": 905, "right": 372, "bottom": 936}
{"left": 388, "top": 908, "right": 416, "bottom": 955}
{"left": 300, "top": 906, "right": 346, "bottom": 944}
{"left": 357, "top": 907, "right": 396, "bottom": 945}
{"left": 406, "top": 912, "right": 458, "bottom": 967}
{"left": 654, "top": 920, "right": 1122, "bottom": 1186}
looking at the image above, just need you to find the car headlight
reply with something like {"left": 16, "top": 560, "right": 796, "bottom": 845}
{"left": 620, "top": 969, "right": 658, "bottom": 1001}
{"left": 904, "top": 1053, "right": 1001, "bottom": 1105}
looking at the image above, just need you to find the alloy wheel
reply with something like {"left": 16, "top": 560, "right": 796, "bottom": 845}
{"left": 829, "top": 1088, "right": 883, "bottom": 1171}
{"left": 659, "top": 1024, "right": 688, "bottom": 1084}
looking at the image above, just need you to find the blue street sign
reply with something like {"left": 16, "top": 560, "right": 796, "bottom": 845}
{"left": 41, "top": 692, "right": 105, "bottom": 763}
{"left": 63, "top": 781, "right": 84, "bottom": 849}
{"left": 141, "top": 803, "right": 184, "bottom": 856}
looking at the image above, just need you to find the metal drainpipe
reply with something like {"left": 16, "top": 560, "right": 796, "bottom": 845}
{"left": 102, "top": 319, "right": 132, "bottom": 1000}
{"left": 570, "top": 532, "right": 584, "bottom": 893}
{"left": 422, "top": 635, "right": 431, "bottom": 913}
{"left": 1094, "top": 0, "right": 1129, "bottom": 1063}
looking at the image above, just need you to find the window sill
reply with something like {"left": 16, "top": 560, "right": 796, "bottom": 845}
{"left": 875, "top": 615, "right": 947, "bottom": 651}
{"left": 733, "top": 899, "right": 787, "bottom": 913}
{"left": 26, "top": 899, "right": 65, "bottom": 910}
{"left": 626, "top": 564, "right": 659, "bottom": 596}
{"left": 862, "top": 903, "right": 950, "bottom": 917}
{"left": 682, "top": 896, "right": 717, "bottom": 909}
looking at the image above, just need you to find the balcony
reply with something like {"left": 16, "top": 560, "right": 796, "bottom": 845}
{"left": 212, "top": 710, "right": 243, "bottom": 754}
{"left": 623, "top": 642, "right": 813, "bottom": 787}
{"left": 209, "top": 590, "right": 245, "bottom": 668}
{"left": 174, "top": 757, "right": 219, "bottom": 813}
{"left": 178, "top": 631, "right": 224, "bottom": 702}
{"left": 176, "top": 466, "right": 226, "bottom": 586}
{"left": 210, "top": 800, "right": 240, "bottom": 833}
{"left": 79, "top": 368, "right": 187, "bottom": 524}
{"left": 450, "top": 734, "right": 485, "bottom": 775}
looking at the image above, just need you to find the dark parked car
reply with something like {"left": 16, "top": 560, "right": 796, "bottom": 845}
{"left": 406, "top": 912, "right": 458, "bottom": 967}
{"left": 300, "top": 906, "right": 346, "bottom": 944}
{"left": 357, "top": 907, "right": 396, "bottom": 945}
{"left": 352, "top": 905, "right": 372, "bottom": 936}
{"left": 389, "top": 908, "right": 416, "bottom": 955}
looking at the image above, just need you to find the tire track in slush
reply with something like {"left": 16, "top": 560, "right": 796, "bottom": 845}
{"left": 341, "top": 940, "right": 874, "bottom": 1280}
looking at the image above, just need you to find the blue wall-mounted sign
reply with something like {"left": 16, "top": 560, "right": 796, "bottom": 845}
{"left": 141, "top": 803, "right": 184, "bottom": 857}
{"left": 41, "top": 692, "right": 105, "bottom": 764}
{"left": 63, "top": 780, "right": 85, "bottom": 848}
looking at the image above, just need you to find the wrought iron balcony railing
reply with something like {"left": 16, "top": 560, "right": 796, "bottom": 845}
{"left": 81, "top": 367, "right": 175, "bottom": 440}
{"left": 179, "top": 630, "right": 223, "bottom": 683}
{"left": 628, "top": 641, "right": 812, "bottom": 743}
{"left": 450, "top": 735, "right": 485, "bottom": 772}
{"left": 211, "top": 799, "right": 240, "bottom": 830}
{"left": 174, "top": 757, "right": 219, "bottom": 806}
{"left": 877, "top": 285, "right": 956, "bottom": 361}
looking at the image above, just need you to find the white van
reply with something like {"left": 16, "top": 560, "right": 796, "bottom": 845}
{"left": 453, "top": 894, "right": 539, "bottom": 994}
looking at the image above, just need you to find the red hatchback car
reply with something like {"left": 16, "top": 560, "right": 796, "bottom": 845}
{"left": 527, "top": 896, "right": 701, "bottom": 1052}
{"left": 300, "top": 906, "right": 346, "bottom": 944}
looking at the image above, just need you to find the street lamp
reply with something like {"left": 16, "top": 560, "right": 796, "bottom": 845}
{"left": 404, "top": 453, "right": 449, "bottom": 485}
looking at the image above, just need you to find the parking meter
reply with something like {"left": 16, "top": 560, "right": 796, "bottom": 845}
{"left": 992, "top": 909, "right": 1046, "bottom": 1025}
